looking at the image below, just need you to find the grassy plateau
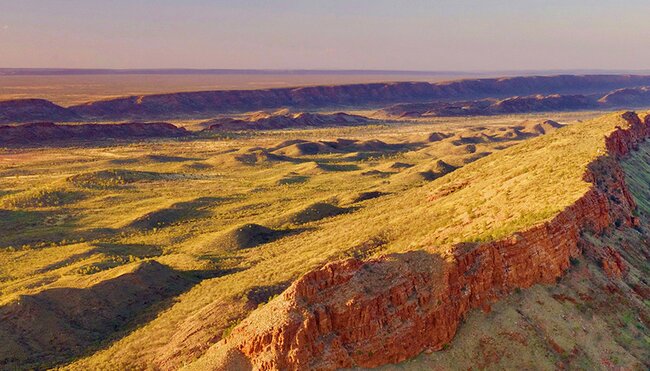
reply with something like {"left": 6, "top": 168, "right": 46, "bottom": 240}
{"left": 0, "top": 109, "right": 647, "bottom": 369}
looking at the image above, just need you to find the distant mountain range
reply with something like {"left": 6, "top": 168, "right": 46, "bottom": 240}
{"left": 4, "top": 74, "right": 650, "bottom": 123}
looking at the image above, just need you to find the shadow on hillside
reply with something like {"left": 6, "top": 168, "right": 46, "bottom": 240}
{"left": 0, "top": 209, "right": 85, "bottom": 248}
{"left": 0, "top": 260, "right": 235, "bottom": 369}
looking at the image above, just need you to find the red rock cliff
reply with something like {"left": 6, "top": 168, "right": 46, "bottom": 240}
{"left": 211, "top": 112, "right": 649, "bottom": 370}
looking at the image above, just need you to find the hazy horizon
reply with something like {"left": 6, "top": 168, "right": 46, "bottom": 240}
{"left": 4, "top": 68, "right": 650, "bottom": 75}
{"left": 3, "top": 1, "right": 650, "bottom": 71}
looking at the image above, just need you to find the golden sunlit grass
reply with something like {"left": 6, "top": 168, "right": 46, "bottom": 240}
{"left": 0, "top": 111, "right": 629, "bottom": 369}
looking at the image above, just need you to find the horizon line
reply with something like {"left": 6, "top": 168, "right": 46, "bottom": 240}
{"left": 2, "top": 68, "right": 650, "bottom": 76}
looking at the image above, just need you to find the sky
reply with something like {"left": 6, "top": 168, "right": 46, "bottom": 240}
{"left": 2, "top": 0, "right": 650, "bottom": 71}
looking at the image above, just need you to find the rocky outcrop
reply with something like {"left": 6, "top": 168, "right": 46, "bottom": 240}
{"left": 209, "top": 112, "right": 649, "bottom": 370}
{"left": 604, "top": 111, "right": 650, "bottom": 157}
{"left": 65, "top": 75, "right": 650, "bottom": 120}
{"left": 0, "top": 99, "right": 81, "bottom": 124}
{"left": 203, "top": 111, "right": 374, "bottom": 131}
{"left": 0, "top": 121, "right": 188, "bottom": 146}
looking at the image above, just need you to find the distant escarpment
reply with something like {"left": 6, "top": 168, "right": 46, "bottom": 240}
{"left": 3, "top": 75, "right": 650, "bottom": 122}
{"left": 0, "top": 99, "right": 81, "bottom": 124}
{"left": 203, "top": 111, "right": 375, "bottom": 131}
{"left": 203, "top": 112, "right": 649, "bottom": 370}
{"left": 377, "top": 86, "right": 650, "bottom": 118}
{"left": 376, "top": 94, "right": 597, "bottom": 118}
{"left": 53, "top": 75, "right": 650, "bottom": 120}
{"left": 0, "top": 122, "right": 187, "bottom": 146}
{"left": 379, "top": 91, "right": 649, "bottom": 118}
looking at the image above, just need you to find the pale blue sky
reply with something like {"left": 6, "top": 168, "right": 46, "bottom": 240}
{"left": 1, "top": 0, "right": 649, "bottom": 70}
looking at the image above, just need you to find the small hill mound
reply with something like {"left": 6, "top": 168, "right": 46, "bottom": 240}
{"left": 210, "top": 148, "right": 294, "bottom": 167}
{"left": 428, "top": 132, "right": 452, "bottom": 142}
{"left": 518, "top": 119, "right": 565, "bottom": 135}
{"left": 127, "top": 197, "right": 221, "bottom": 230}
{"left": 0, "top": 99, "right": 81, "bottom": 124}
{"left": 273, "top": 138, "right": 401, "bottom": 157}
{"left": 211, "top": 224, "right": 287, "bottom": 252}
{"left": 1, "top": 187, "right": 85, "bottom": 208}
{"left": 268, "top": 139, "right": 310, "bottom": 152}
{"left": 203, "top": 111, "right": 375, "bottom": 131}
{"left": 462, "top": 151, "right": 493, "bottom": 163}
{"left": 276, "top": 174, "right": 309, "bottom": 185}
{"left": 282, "top": 202, "right": 350, "bottom": 225}
{"left": 432, "top": 159, "right": 458, "bottom": 174}
{"left": 389, "top": 159, "right": 459, "bottom": 187}
{"left": 354, "top": 139, "right": 395, "bottom": 151}
{"left": 450, "top": 132, "right": 494, "bottom": 145}
{"left": 68, "top": 169, "right": 165, "bottom": 189}
{"left": 388, "top": 162, "right": 414, "bottom": 170}
{"left": 418, "top": 160, "right": 458, "bottom": 180}
{"left": 343, "top": 191, "right": 391, "bottom": 204}
{"left": 292, "top": 161, "right": 328, "bottom": 175}
{"left": 232, "top": 149, "right": 291, "bottom": 165}
{"left": 274, "top": 141, "right": 334, "bottom": 156}
{"left": 461, "top": 144, "right": 477, "bottom": 153}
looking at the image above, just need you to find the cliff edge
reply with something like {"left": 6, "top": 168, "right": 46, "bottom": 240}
{"left": 188, "top": 112, "right": 650, "bottom": 370}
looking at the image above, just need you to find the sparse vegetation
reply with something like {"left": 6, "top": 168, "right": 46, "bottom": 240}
{"left": 1, "top": 187, "right": 85, "bottom": 208}
{"left": 1, "top": 110, "right": 647, "bottom": 370}
{"left": 68, "top": 169, "right": 165, "bottom": 189}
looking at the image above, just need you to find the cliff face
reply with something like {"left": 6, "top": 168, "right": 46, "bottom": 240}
{"left": 210, "top": 112, "right": 650, "bottom": 370}
{"left": 67, "top": 75, "right": 650, "bottom": 120}
{"left": 0, "top": 122, "right": 188, "bottom": 146}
